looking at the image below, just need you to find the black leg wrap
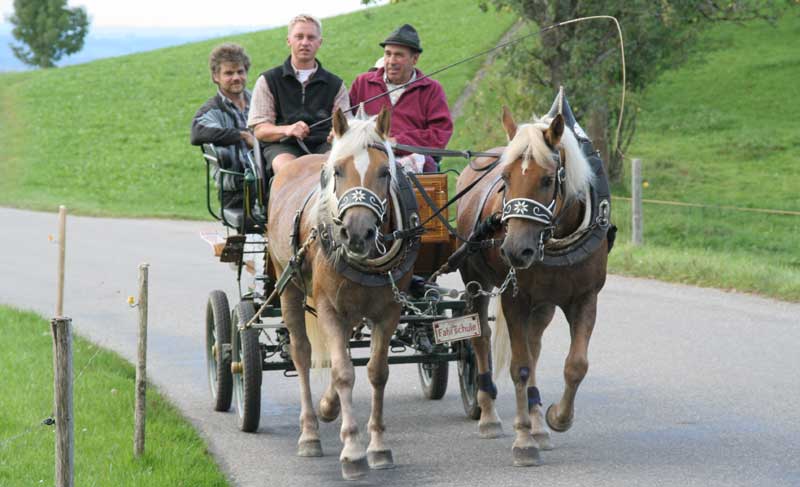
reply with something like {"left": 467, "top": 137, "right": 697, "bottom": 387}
{"left": 477, "top": 371, "right": 497, "bottom": 400}
{"left": 527, "top": 386, "right": 542, "bottom": 411}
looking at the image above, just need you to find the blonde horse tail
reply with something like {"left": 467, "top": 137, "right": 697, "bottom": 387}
{"left": 304, "top": 298, "right": 331, "bottom": 371}
{"left": 492, "top": 298, "right": 510, "bottom": 381}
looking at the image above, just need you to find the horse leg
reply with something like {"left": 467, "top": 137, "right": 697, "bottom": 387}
{"left": 503, "top": 292, "right": 541, "bottom": 467}
{"left": 365, "top": 315, "right": 399, "bottom": 469}
{"left": 526, "top": 304, "right": 556, "bottom": 450}
{"left": 546, "top": 293, "right": 598, "bottom": 433}
{"left": 318, "top": 380, "right": 341, "bottom": 423}
{"left": 470, "top": 291, "right": 503, "bottom": 438}
{"left": 281, "top": 284, "right": 322, "bottom": 457}
{"left": 317, "top": 299, "right": 368, "bottom": 480}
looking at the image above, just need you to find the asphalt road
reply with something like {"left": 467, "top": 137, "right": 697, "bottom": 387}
{"left": 2, "top": 207, "right": 799, "bottom": 486}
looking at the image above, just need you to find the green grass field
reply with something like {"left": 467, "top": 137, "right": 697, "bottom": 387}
{"left": 0, "top": 306, "right": 228, "bottom": 486}
{"left": 444, "top": 12, "right": 800, "bottom": 301}
{"left": 0, "top": 0, "right": 513, "bottom": 218}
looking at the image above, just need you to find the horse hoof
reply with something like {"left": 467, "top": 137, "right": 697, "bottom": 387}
{"left": 341, "top": 456, "right": 369, "bottom": 480}
{"left": 546, "top": 404, "right": 573, "bottom": 433}
{"left": 512, "top": 445, "right": 541, "bottom": 467}
{"left": 479, "top": 422, "right": 504, "bottom": 439}
{"left": 533, "top": 432, "right": 553, "bottom": 450}
{"left": 318, "top": 399, "right": 340, "bottom": 423}
{"left": 367, "top": 449, "right": 395, "bottom": 469}
{"left": 297, "top": 439, "right": 323, "bottom": 457}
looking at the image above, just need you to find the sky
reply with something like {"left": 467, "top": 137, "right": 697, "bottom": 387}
{"left": 0, "top": 0, "right": 377, "bottom": 29}
{"left": 0, "top": 1, "right": 384, "bottom": 70}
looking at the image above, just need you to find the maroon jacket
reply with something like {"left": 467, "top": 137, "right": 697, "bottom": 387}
{"left": 349, "top": 68, "right": 453, "bottom": 172}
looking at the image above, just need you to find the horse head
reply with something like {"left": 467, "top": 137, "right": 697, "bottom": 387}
{"left": 498, "top": 106, "right": 594, "bottom": 269}
{"left": 322, "top": 106, "right": 395, "bottom": 262}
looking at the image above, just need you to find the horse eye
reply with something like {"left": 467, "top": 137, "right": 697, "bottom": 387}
{"left": 334, "top": 168, "right": 342, "bottom": 178}
{"left": 379, "top": 169, "right": 390, "bottom": 179}
{"left": 541, "top": 176, "right": 554, "bottom": 187}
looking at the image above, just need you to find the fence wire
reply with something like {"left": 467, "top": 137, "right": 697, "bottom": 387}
{"left": 0, "top": 341, "right": 104, "bottom": 450}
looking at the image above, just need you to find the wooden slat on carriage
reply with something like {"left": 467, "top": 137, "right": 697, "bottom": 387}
{"left": 411, "top": 173, "right": 459, "bottom": 276}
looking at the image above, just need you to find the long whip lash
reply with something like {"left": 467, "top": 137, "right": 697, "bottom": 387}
{"left": 302, "top": 16, "right": 626, "bottom": 155}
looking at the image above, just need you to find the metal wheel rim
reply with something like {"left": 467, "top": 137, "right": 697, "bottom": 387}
{"left": 232, "top": 312, "right": 245, "bottom": 421}
{"left": 418, "top": 361, "right": 438, "bottom": 388}
{"left": 458, "top": 345, "right": 478, "bottom": 401}
{"left": 206, "top": 309, "right": 218, "bottom": 399}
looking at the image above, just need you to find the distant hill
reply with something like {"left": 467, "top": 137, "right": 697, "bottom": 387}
{"left": 0, "top": 24, "right": 263, "bottom": 71}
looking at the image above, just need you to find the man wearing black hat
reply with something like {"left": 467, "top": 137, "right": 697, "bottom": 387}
{"left": 350, "top": 24, "right": 453, "bottom": 172}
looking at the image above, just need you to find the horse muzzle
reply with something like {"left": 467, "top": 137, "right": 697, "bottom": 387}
{"left": 499, "top": 227, "right": 550, "bottom": 270}
{"left": 337, "top": 209, "right": 378, "bottom": 261}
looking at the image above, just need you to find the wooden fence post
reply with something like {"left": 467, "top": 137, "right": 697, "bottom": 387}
{"left": 52, "top": 317, "right": 74, "bottom": 487}
{"left": 134, "top": 264, "right": 149, "bottom": 457}
{"left": 632, "top": 159, "right": 643, "bottom": 245}
{"left": 56, "top": 206, "right": 67, "bottom": 317}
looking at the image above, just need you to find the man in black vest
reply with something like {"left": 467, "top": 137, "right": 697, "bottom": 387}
{"left": 248, "top": 14, "right": 350, "bottom": 175}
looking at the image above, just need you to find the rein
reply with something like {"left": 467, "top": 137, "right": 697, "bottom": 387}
{"left": 366, "top": 142, "right": 502, "bottom": 244}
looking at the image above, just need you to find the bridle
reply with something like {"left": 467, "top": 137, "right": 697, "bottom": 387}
{"left": 500, "top": 147, "right": 570, "bottom": 262}
{"left": 332, "top": 140, "right": 395, "bottom": 223}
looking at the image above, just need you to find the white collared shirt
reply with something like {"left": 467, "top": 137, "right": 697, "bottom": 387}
{"left": 292, "top": 61, "right": 318, "bottom": 85}
{"left": 384, "top": 69, "right": 417, "bottom": 106}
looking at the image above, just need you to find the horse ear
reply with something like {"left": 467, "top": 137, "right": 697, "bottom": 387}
{"left": 332, "top": 107, "right": 349, "bottom": 138}
{"left": 546, "top": 113, "right": 565, "bottom": 147}
{"left": 375, "top": 106, "right": 391, "bottom": 138}
{"left": 501, "top": 105, "right": 517, "bottom": 141}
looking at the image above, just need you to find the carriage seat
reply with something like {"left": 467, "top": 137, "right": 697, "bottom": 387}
{"left": 201, "top": 143, "right": 266, "bottom": 234}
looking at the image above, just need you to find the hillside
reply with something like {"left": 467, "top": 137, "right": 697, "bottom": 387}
{"left": 444, "top": 11, "right": 800, "bottom": 300}
{"left": 0, "top": 0, "right": 514, "bottom": 218}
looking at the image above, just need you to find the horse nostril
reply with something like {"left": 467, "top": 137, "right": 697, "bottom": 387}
{"left": 521, "top": 248, "right": 535, "bottom": 259}
{"left": 339, "top": 228, "right": 349, "bottom": 241}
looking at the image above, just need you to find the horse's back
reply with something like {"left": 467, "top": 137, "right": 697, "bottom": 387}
{"left": 267, "top": 154, "right": 326, "bottom": 265}
{"left": 455, "top": 149, "right": 504, "bottom": 234}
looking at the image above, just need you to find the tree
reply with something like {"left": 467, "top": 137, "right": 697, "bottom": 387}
{"left": 478, "top": 0, "right": 790, "bottom": 182}
{"left": 8, "top": 0, "right": 89, "bottom": 68}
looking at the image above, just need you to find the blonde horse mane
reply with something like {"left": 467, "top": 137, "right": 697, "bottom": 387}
{"left": 500, "top": 116, "right": 594, "bottom": 202}
{"left": 315, "top": 111, "right": 387, "bottom": 224}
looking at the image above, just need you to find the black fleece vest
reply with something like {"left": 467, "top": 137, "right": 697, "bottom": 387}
{"left": 262, "top": 57, "right": 343, "bottom": 147}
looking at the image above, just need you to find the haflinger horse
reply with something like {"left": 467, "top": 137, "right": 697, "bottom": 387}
{"left": 455, "top": 98, "right": 612, "bottom": 467}
{"left": 267, "top": 106, "right": 418, "bottom": 480}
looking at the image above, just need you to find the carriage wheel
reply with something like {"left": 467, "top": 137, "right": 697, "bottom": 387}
{"left": 457, "top": 341, "right": 481, "bottom": 420}
{"left": 231, "top": 301, "right": 262, "bottom": 432}
{"left": 418, "top": 359, "right": 448, "bottom": 400}
{"left": 206, "top": 290, "right": 233, "bottom": 412}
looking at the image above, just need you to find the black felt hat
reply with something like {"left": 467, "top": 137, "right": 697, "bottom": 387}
{"left": 380, "top": 24, "right": 422, "bottom": 53}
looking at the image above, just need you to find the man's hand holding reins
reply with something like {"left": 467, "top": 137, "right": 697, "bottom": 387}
{"left": 284, "top": 121, "right": 310, "bottom": 140}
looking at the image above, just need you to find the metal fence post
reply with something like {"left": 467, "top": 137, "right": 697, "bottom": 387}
{"left": 134, "top": 263, "right": 149, "bottom": 457}
{"left": 52, "top": 317, "right": 74, "bottom": 487}
{"left": 632, "top": 158, "right": 643, "bottom": 245}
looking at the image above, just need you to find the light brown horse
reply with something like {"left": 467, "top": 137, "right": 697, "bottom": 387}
{"left": 455, "top": 106, "right": 608, "bottom": 466}
{"left": 267, "top": 107, "right": 413, "bottom": 480}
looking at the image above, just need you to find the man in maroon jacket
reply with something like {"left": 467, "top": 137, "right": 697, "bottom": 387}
{"left": 349, "top": 24, "right": 453, "bottom": 172}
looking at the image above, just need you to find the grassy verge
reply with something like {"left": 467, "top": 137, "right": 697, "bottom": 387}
{"left": 0, "top": 306, "right": 228, "bottom": 486}
{"left": 0, "top": 0, "right": 514, "bottom": 219}
{"left": 441, "top": 12, "right": 800, "bottom": 302}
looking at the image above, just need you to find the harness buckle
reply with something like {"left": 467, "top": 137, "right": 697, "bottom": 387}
{"left": 597, "top": 199, "right": 611, "bottom": 228}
